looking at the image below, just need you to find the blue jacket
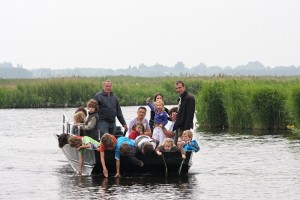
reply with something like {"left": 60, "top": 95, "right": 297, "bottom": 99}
{"left": 183, "top": 140, "right": 200, "bottom": 152}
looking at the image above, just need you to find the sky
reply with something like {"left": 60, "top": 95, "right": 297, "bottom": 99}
{"left": 1, "top": 0, "right": 300, "bottom": 69}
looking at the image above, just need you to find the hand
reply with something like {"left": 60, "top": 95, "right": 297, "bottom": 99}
{"left": 103, "top": 169, "right": 108, "bottom": 178}
{"left": 146, "top": 97, "right": 151, "bottom": 103}
{"left": 182, "top": 154, "right": 186, "bottom": 159}
{"left": 123, "top": 124, "right": 128, "bottom": 132}
{"left": 78, "top": 171, "right": 82, "bottom": 175}
{"left": 156, "top": 151, "right": 162, "bottom": 156}
{"left": 140, "top": 161, "right": 144, "bottom": 167}
{"left": 115, "top": 173, "right": 121, "bottom": 178}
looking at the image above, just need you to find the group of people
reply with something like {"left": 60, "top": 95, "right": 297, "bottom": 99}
{"left": 58, "top": 79, "right": 199, "bottom": 177}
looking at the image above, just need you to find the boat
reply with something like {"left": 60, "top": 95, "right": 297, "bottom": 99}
{"left": 55, "top": 114, "right": 194, "bottom": 177}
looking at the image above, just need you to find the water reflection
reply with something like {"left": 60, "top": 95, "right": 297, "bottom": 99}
{"left": 57, "top": 168, "right": 199, "bottom": 200}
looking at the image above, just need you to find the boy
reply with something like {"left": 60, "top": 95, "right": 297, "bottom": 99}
{"left": 68, "top": 135, "right": 100, "bottom": 175}
{"left": 100, "top": 133, "right": 117, "bottom": 177}
{"left": 115, "top": 136, "right": 143, "bottom": 177}
{"left": 182, "top": 130, "right": 200, "bottom": 152}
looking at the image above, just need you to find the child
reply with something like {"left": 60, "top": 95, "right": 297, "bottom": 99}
{"left": 182, "top": 130, "right": 200, "bottom": 153}
{"left": 99, "top": 133, "right": 117, "bottom": 178}
{"left": 128, "top": 122, "right": 145, "bottom": 140}
{"left": 146, "top": 97, "right": 168, "bottom": 144}
{"left": 68, "top": 135, "right": 100, "bottom": 175}
{"left": 176, "top": 136, "right": 185, "bottom": 149}
{"left": 72, "top": 111, "right": 86, "bottom": 136}
{"left": 76, "top": 99, "right": 99, "bottom": 141}
{"left": 115, "top": 136, "right": 144, "bottom": 177}
{"left": 135, "top": 135, "right": 159, "bottom": 156}
{"left": 156, "top": 138, "right": 186, "bottom": 159}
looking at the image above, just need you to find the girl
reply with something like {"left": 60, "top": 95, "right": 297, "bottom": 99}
{"left": 128, "top": 122, "right": 145, "bottom": 140}
{"left": 156, "top": 138, "right": 186, "bottom": 159}
{"left": 146, "top": 97, "right": 168, "bottom": 144}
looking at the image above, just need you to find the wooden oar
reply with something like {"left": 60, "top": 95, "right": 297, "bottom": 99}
{"left": 161, "top": 154, "right": 168, "bottom": 177}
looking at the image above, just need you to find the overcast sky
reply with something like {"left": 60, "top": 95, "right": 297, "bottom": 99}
{"left": 1, "top": 0, "right": 299, "bottom": 69}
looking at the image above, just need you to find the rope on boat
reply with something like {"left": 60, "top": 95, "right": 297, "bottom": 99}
{"left": 178, "top": 159, "right": 184, "bottom": 176}
{"left": 161, "top": 154, "right": 168, "bottom": 177}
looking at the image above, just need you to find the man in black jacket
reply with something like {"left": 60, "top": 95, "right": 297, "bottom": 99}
{"left": 174, "top": 80, "right": 195, "bottom": 143}
{"left": 94, "top": 80, "right": 128, "bottom": 138}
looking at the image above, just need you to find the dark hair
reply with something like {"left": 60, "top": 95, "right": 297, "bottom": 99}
{"left": 176, "top": 80, "right": 185, "bottom": 87}
{"left": 154, "top": 93, "right": 164, "bottom": 101}
{"left": 58, "top": 133, "right": 70, "bottom": 148}
{"left": 133, "top": 122, "right": 145, "bottom": 133}
{"left": 138, "top": 106, "right": 147, "bottom": 112}
{"left": 168, "top": 107, "right": 178, "bottom": 115}
{"left": 120, "top": 143, "right": 131, "bottom": 156}
{"left": 75, "top": 106, "right": 87, "bottom": 116}
{"left": 142, "top": 142, "right": 154, "bottom": 156}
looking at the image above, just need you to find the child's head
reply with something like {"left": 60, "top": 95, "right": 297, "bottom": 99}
{"left": 155, "top": 100, "right": 164, "bottom": 111}
{"left": 120, "top": 143, "right": 131, "bottom": 156}
{"left": 177, "top": 136, "right": 184, "bottom": 148}
{"left": 162, "top": 138, "right": 175, "bottom": 151}
{"left": 58, "top": 133, "right": 70, "bottom": 148}
{"left": 142, "top": 142, "right": 154, "bottom": 156}
{"left": 169, "top": 107, "right": 178, "bottom": 121}
{"left": 101, "top": 133, "right": 116, "bottom": 149}
{"left": 87, "top": 99, "right": 99, "bottom": 113}
{"left": 133, "top": 122, "right": 145, "bottom": 134}
{"left": 68, "top": 136, "right": 82, "bottom": 148}
{"left": 182, "top": 130, "right": 193, "bottom": 142}
{"left": 74, "top": 111, "right": 86, "bottom": 124}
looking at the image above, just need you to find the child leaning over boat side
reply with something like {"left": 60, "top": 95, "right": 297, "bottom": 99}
{"left": 68, "top": 135, "right": 100, "bottom": 175}
{"left": 135, "top": 135, "right": 159, "bottom": 156}
{"left": 182, "top": 130, "right": 200, "bottom": 153}
{"left": 99, "top": 133, "right": 117, "bottom": 178}
{"left": 156, "top": 138, "right": 186, "bottom": 159}
{"left": 146, "top": 97, "right": 169, "bottom": 145}
{"left": 128, "top": 122, "right": 145, "bottom": 140}
{"left": 115, "top": 136, "right": 144, "bottom": 178}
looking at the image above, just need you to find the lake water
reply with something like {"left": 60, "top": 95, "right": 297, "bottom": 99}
{"left": 0, "top": 107, "right": 299, "bottom": 200}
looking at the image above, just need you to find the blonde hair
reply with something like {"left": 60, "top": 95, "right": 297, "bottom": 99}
{"left": 162, "top": 138, "right": 175, "bottom": 147}
{"left": 68, "top": 136, "right": 82, "bottom": 147}
{"left": 182, "top": 130, "right": 193, "bottom": 139}
{"left": 74, "top": 111, "right": 86, "bottom": 124}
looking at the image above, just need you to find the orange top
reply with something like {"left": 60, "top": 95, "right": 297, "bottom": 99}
{"left": 99, "top": 134, "right": 117, "bottom": 152}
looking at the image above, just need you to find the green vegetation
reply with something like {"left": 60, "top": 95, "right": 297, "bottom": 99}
{"left": 1, "top": 76, "right": 300, "bottom": 130}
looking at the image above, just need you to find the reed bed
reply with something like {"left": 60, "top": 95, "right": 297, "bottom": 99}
{"left": 1, "top": 76, "right": 300, "bottom": 130}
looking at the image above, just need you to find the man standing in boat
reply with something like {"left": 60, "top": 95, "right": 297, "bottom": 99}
{"left": 174, "top": 80, "right": 195, "bottom": 143}
{"left": 94, "top": 79, "right": 128, "bottom": 138}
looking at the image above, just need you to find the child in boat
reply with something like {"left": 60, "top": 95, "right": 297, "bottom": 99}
{"left": 176, "top": 136, "right": 185, "bottom": 149}
{"left": 135, "top": 135, "right": 159, "bottom": 156}
{"left": 99, "top": 133, "right": 117, "bottom": 178}
{"left": 128, "top": 122, "right": 145, "bottom": 140}
{"left": 68, "top": 135, "right": 100, "bottom": 175}
{"left": 76, "top": 99, "right": 99, "bottom": 141}
{"left": 146, "top": 97, "right": 168, "bottom": 144}
{"left": 72, "top": 111, "right": 86, "bottom": 136}
{"left": 115, "top": 136, "right": 144, "bottom": 177}
{"left": 182, "top": 130, "right": 200, "bottom": 153}
{"left": 156, "top": 138, "right": 186, "bottom": 159}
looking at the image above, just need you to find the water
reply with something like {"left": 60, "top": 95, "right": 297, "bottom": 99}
{"left": 0, "top": 107, "right": 299, "bottom": 200}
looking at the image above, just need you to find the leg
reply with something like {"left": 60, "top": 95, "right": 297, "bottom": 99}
{"left": 99, "top": 121, "right": 110, "bottom": 138}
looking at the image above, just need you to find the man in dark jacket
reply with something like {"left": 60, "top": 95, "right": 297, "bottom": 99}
{"left": 174, "top": 80, "right": 195, "bottom": 143}
{"left": 94, "top": 80, "right": 128, "bottom": 138}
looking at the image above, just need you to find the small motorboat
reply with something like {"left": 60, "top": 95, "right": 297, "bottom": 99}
{"left": 56, "top": 114, "right": 194, "bottom": 176}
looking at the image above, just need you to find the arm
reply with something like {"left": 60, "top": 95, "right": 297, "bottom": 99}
{"left": 115, "top": 159, "right": 121, "bottom": 177}
{"left": 81, "top": 116, "right": 97, "bottom": 131}
{"left": 78, "top": 153, "right": 83, "bottom": 175}
{"left": 100, "top": 151, "right": 108, "bottom": 178}
{"left": 146, "top": 102, "right": 156, "bottom": 112}
{"left": 183, "top": 95, "right": 195, "bottom": 130}
{"left": 162, "top": 112, "right": 168, "bottom": 127}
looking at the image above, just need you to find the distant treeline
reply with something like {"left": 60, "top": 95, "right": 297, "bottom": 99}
{"left": 1, "top": 76, "right": 300, "bottom": 130}
{"left": 1, "top": 61, "right": 300, "bottom": 78}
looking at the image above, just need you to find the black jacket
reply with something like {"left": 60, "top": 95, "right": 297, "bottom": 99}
{"left": 174, "top": 91, "right": 195, "bottom": 130}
